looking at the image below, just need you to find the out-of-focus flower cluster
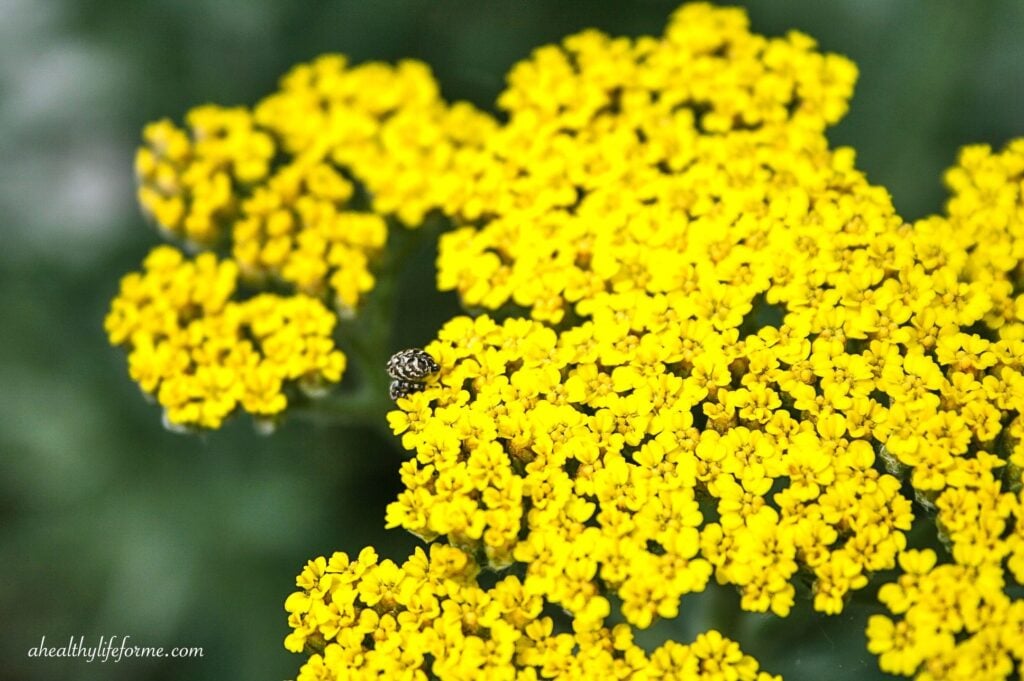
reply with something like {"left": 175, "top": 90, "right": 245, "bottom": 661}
{"left": 111, "top": 56, "right": 495, "bottom": 428}
{"left": 135, "top": 55, "right": 494, "bottom": 312}
{"left": 284, "top": 544, "right": 779, "bottom": 681}
{"left": 105, "top": 246, "right": 345, "bottom": 429}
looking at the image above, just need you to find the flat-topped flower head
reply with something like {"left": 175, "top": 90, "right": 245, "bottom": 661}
{"left": 284, "top": 543, "right": 780, "bottom": 680}
{"left": 437, "top": 2, "right": 861, "bottom": 324}
{"left": 105, "top": 245, "right": 345, "bottom": 429}
{"left": 134, "top": 55, "right": 496, "bottom": 316}
{"left": 389, "top": 4, "right": 1024, "bottom": 678}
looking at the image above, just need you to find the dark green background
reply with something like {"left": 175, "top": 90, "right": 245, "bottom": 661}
{"left": 2, "top": 1, "right": 1022, "bottom": 679}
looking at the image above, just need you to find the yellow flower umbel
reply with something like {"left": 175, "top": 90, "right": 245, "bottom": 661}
{"left": 860, "top": 138, "right": 1024, "bottom": 681}
{"left": 284, "top": 544, "right": 780, "bottom": 681}
{"left": 396, "top": 1, "right": 914, "bottom": 633}
{"left": 116, "top": 53, "right": 497, "bottom": 429}
{"left": 255, "top": 56, "right": 498, "bottom": 227}
{"left": 381, "top": 3, "right": 1024, "bottom": 679}
{"left": 135, "top": 54, "right": 496, "bottom": 316}
{"left": 437, "top": 3, "right": 858, "bottom": 323}
{"left": 105, "top": 245, "right": 345, "bottom": 430}
{"left": 387, "top": 313, "right": 915, "bottom": 630}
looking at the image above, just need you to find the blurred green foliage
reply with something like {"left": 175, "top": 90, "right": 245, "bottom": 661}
{"left": 1, "top": 1, "right": 1022, "bottom": 679}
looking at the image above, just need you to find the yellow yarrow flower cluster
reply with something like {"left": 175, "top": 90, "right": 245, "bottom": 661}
{"left": 136, "top": 55, "right": 495, "bottom": 314}
{"left": 115, "top": 54, "right": 496, "bottom": 429}
{"left": 105, "top": 245, "right": 345, "bottom": 429}
{"left": 136, "top": 106, "right": 275, "bottom": 246}
{"left": 943, "top": 138, "right": 1024, "bottom": 340}
{"left": 399, "top": 2, "right": 915, "bottom": 629}
{"left": 284, "top": 544, "right": 779, "bottom": 681}
{"left": 389, "top": 312, "right": 912, "bottom": 628}
{"left": 863, "top": 139, "right": 1024, "bottom": 681}
{"left": 380, "top": 3, "right": 1024, "bottom": 677}
{"left": 255, "top": 57, "right": 498, "bottom": 226}
{"left": 438, "top": 3, "right": 857, "bottom": 322}
{"left": 868, "top": 548, "right": 1024, "bottom": 680}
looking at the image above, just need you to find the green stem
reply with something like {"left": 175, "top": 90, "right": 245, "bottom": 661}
{"left": 705, "top": 582, "right": 742, "bottom": 636}
{"left": 291, "top": 390, "right": 389, "bottom": 427}
{"left": 292, "top": 215, "right": 447, "bottom": 440}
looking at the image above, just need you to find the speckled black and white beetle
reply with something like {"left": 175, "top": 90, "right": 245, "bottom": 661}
{"left": 388, "top": 378, "right": 424, "bottom": 401}
{"left": 386, "top": 348, "right": 440, "bottom": 382}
